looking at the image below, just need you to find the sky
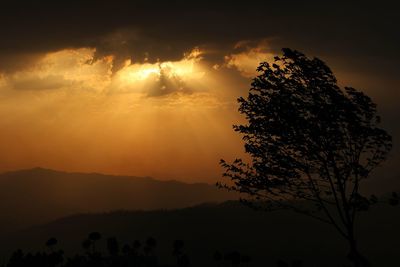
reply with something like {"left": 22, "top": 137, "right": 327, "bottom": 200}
{"left": 0, "top": 0, "right": 399, "bottom": 188}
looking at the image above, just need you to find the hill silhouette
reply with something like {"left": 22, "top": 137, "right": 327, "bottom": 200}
{"left": 0, "top": 168, "right": 236, "bottom": 234}
{"left": 4, "top": 201, "right": 399, "bottom": 267}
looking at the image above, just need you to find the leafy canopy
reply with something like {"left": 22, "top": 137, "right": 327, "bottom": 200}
{"left": 220, "top": 48, "right": 392, "bottom": 224}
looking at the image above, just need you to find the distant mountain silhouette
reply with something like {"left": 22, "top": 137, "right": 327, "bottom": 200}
{"left": 0, "top": 168, "right": 237, "bottom": 233}
{"left": 5, "top": 202, "right": 400, "bottom": 267}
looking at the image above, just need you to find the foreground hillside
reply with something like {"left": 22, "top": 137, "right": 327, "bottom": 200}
{"left": 5, "top": 202, "right": 400, "bottom": 267}
{"left": 0, "top": 168, "right": 236, "bottom": 233}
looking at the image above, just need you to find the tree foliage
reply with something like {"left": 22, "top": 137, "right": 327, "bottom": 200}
{"left": 220, "top": 48, "right": 392, "bottom": 267}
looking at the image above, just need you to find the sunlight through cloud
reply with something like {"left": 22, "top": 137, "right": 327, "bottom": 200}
{"left": 224, "top": 40, "right": 275, "bottom": 78}
{"left": 115, "top": 47, "right": 206, "bottom": 96}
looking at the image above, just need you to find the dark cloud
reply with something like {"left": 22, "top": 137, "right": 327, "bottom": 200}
{"left": 1, "top": 0, "right": 398, "bottom": 103}
{"left": 0, "top": 1, "right": 398, "bottom": 73}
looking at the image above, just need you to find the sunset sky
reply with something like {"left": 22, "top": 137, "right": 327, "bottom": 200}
{"left": 0, "top": 1, "right": 398, "bottom": 187}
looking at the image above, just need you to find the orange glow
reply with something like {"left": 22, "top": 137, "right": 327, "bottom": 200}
{"left": 0, "top": 47, "right": 247, "bottom": 182}
{"left": 116, "top": 48, "right": 206, "bottom": 94}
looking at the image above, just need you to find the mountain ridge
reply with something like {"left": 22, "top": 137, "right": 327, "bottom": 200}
{"left": 0, "top": 167, "right": 236, "bottom": 234}
{"left": 5, "top": 201, "right": 400, "bottom": 267}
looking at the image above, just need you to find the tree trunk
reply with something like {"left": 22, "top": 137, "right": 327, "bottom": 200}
{"left": 347, "top": 236, "right": 369, "bottom": 267}
{"left": 349, "top": 238, "right": 361, "bottom": 267}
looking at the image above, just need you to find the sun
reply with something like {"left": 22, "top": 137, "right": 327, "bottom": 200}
{"left": 119, "top": 63, "right": 161, "bottom": 83}
{"left": 117, "top": 55, "right": 205, "bottom": 90}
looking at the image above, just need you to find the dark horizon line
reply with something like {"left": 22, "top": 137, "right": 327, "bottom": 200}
{"left": 0, "top": 166, "right": 216, "bottom": 186}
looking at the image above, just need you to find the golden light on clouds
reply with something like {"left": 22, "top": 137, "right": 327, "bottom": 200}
{"left": 0, "top": 47, "right": 209, "bottom": 96}
{"left": 1, "top": 48, "right": 113, "bottom": 93}
{"left": 120, "top": 62, "right": 159, "bottom": 81}
{"left": 0, "top": 46, "right": 253, "bottom": 181}
{"left": 1, "top": 39, "right": 394, "bottom": 182}
{"left": 115, "top": 48, "right": 206, "bottom": 96}
{"left": 225, "top": 40, "right": 275, "bottom": 78}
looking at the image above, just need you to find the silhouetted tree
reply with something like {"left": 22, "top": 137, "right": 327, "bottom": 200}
{"left": 88, "top": 232, "right": 101, "bottom": 243}
{"left": 8, "top": 234, "right": 318, "bottom": 267}
{"left": 121, "top": 244, "right": 131, "bottom": 255}
{"left": 222, "top": 251, "right": 237, "bottom": 266}
{"left": 213, "top": 251, "right": 223, "bottom": 267}
{"left": 88, "top": 232, "right": 101, "bottom": 254}
{"left": 82, "top": 239, "right": 91, "bottom": 252}
{"left": 220, "top": 48, "right": 392, "bottom": 267}
{"left": 143, "top": 237, "right": 158, "bottom": 267}
{"left": 240, "top": 254, "right": 251, "bottom": 266}
{"left": 132, "top": 240, "right": 141, "bottom": 253}
{"left": 389, "top": 192, "right": 400, "bottom": 206}
{"left": 45, "top": 238, "right": 58, "bottom": 252}
{"left": 173, "top": 240, "right": 190, "bottom": 267}
{"left": 107, "top": 237, "right": 120, "bottom": 257}
{"left": 144, "top": 237, "right": 157, "bottom": 254}
{"left": 276, "top": 260, "right": 289, "bottom": 267}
